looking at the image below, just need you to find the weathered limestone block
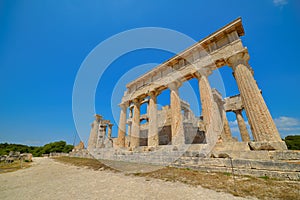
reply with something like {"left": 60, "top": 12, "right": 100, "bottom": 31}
{"left": 269, "top": 150, "right": 300, "bottom": 160}
{"left": 249, "top": 141, "right": 288, "bottom": 151}
{"left": 73, "top": 141, "right": 85, "bottom": 151}
{"left": 213, "top": 142, "right": 250, "bottom": 152}
{"left": 20, "top": 153, "right": 32, "bottom": 162}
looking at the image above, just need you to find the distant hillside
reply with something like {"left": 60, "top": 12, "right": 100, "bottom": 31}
{"left": 0, "top": 141, "right": 73, "bottom": 157}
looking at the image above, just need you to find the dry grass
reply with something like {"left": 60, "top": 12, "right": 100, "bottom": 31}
{"left": 135, "top": 167, "right": 300, "bottom": 200}
{"left": 0, "top": 160, "right": 31, "bottom": 174}
{"left": 53, "top": 157, "right": 300, "bottom": 200}
{"left": 52, "top": 156, "right": 119, "bottom": 172}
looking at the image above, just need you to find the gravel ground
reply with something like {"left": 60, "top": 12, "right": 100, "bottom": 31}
{"left": 0, "top": 157, "right": 251, "bottom": 200}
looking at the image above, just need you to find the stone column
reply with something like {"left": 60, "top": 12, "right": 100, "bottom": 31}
{"left": 234, "top": 109, "right": 250, "bottom": 142}
{"left": 148, "top": 91, "right": 159, "bottom": 147}
{"left": 127, "top": 121, "right": 132, "bottom": 147}
{"left": 108, "top": 124, "right": 113, "bottom": 138}
{"left": 195, "top": 70, "right": 213, "bottom": 127}
{"left": 117, "top": 103, "right": 128, "bottom": 147}
{"left": 223, "top": 112, "right": 233, "bottom": 141}
{"left": 169, "top": 81, "right": 184, "bottom": 145}
{"left": 130, "top": 99, "right": 141, "bottom": 148}
{"left": 195, "top": 70, "right": 214, "bottom": 141}
{"left": 97, "top": 124, "right": 107, "bottom": 148}
{"left": 87, "top": 114, "right": 102, "bottom": 151}
{"left": 228, "top": 53, "right": 286, "bottom": 150}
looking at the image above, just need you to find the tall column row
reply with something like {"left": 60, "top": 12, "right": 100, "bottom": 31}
{"left": 116, "top": 53, "right": 286, "bottom": 150}
{"left": 117, "top": 68, "right": 217, "bottom": 147}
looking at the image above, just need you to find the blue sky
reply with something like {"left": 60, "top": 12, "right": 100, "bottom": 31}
{"left": 0, "top": 0, "right": 299, "bottom": 146}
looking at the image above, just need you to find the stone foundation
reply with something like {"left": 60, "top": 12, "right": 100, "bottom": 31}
{"left": 77, "top": 144, "right": 300, "bottom": 181}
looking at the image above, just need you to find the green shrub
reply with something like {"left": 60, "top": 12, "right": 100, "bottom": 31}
{"left": 284, "top": 135, "right": 300, "bottom": 150}
{"left": 0, "top": 141, "right": 74, "bottom": 157}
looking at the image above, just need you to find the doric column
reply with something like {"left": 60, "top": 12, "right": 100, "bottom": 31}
{"left": 97, "top": 124, "right": 107, "bottom": 148}
{"left": 87, "top": 114, "right": 102, "bottom": 151}
{"left": 195, "top": 69, "right": 213, "bottom": 129}
{"left": 108, "top": 123, "right": 113, "bottom": 138}
{"left": 234, "top": 109, "right": 250, "bottom": 142}
{"left": 227, "top": 53, "right": 282, "bottom": 142}
{"left": 169, "top": 81, "right": 184, "bottom": 145}
{"left": 223, "top": 112, "right": 233, "bottom": 141}
{"left": 117, "top": 102, "right": 128, "bottom": 147}
{"left": 148, "top": 91, "right": 159, "bottom": 147}
{"left": 130, "top": 99, "right": 141, "bottom": 147}
{"left": 127, "top": 121, "right": 132, "bottom": 147}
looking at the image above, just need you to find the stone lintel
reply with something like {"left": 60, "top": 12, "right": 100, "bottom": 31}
{"left": 224, "top": 94, "right": 243, "bottom": 112}
{"left": 126, "top": 18, "right": 244, "bottom": 90}
{"left": 121, "top": 40, "right": 247, "bottom": 104}
{"left": 212, "top": 89, "right": 224, "bottom": 103}
{"left": 248, "top": 141, "right": 288, "bottom": 151}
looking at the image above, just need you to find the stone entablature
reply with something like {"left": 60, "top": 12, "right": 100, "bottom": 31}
{"left": 122, "top": 19, "right": 245, "bottom": 103}
{"left": 224, "top": 94, "right": 243, "bottom": 112}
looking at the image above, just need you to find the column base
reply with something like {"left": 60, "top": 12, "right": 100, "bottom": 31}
{"left": 249, "top": 141, "right": 287, "bottom": 151}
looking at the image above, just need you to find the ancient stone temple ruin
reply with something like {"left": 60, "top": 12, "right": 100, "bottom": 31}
{"left": 115, "top": 17, "right": 286, "bottom": 151}
{"left": 87, "top": 114, "right": 114, "bottom": 151}
{"left": 81, "top": 18, "right": 299, "bottom": 180}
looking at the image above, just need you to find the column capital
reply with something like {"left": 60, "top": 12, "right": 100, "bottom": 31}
{"left": 148, "top": 90, "right": 160, "bottom": 98}
{"left": 226, "top": 52, "right": 250, "bottom": 68}
{"left": 108, "top": 123, "right": 113, "bottom": 128}
{"left": 193, "top": 67, "right": 212, "bottom": 79}
{"left": 233, "top": 109, "right": 243, "bottom": 115}
{"left": 119, "top": 101, "right": 129, "bottom": 109}
{"left": 132, "top": 98, "right": 142, "bottom": 105}
{"left": 168, "top": 80, "right": 182, "bottom": 91}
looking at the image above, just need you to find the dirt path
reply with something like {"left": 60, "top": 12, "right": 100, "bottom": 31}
{"left": 0, "top": 157, "right": 251, "bottom": 200}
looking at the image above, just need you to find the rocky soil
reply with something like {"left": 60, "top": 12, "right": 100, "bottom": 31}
{"left": 0, "top": 157, "right": 249, "bottom": 200}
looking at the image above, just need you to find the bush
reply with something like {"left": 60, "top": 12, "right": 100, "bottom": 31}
{"left": 284, "top": 135, "right": 300, "bottom": 150}
{"left": 0, "top": 141, "right": 74, "bottom": 157}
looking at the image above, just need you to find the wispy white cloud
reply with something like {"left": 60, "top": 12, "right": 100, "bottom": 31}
{"left": 273, "top": 0, "right": 288, "bottom": 6}
{"left": 274, "top": 116, "right": 300, "bottom": 137}
{"left": 228, "top": 116, "right": 300, "bottom": 140}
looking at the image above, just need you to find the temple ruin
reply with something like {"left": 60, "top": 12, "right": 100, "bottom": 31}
{"left": 113, "top": 17, "right": 286, "bottom": 151}
{"left": 81, "top": 18, "right": 300, "bottom": 180}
